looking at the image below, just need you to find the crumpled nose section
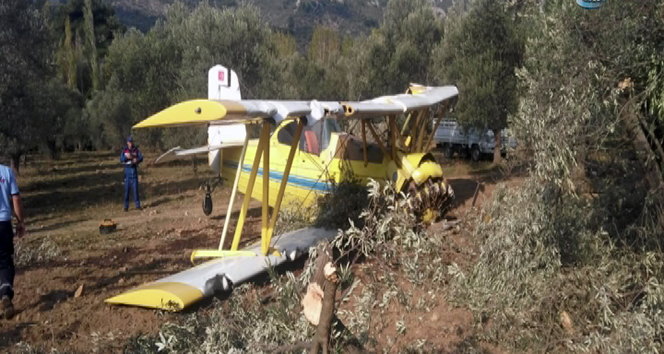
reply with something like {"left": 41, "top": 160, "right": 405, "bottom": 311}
{"left": 411, "top": 161, "right": 444, "bottom": 186}
{"left": 442, "top": 180, "right": 454, "bottom": 199}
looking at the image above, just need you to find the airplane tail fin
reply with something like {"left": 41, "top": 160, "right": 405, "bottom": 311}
{"left": 207, "top": 65, "right": 241, "bottom": 101}
{"left": 207, "top": 65, "right": 246, "bottom": 174}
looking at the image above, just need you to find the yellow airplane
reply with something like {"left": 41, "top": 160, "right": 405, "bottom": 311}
{"left": 105, "top": 65, "right": 458, "bottom": 311}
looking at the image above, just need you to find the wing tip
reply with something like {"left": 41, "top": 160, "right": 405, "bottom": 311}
{"left": 105, "top": 282, "right": 203, "bottom": 311}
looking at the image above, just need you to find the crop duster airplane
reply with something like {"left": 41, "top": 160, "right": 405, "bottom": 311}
{"left": 105, "top": 65, "right": 459, "bottom": 311}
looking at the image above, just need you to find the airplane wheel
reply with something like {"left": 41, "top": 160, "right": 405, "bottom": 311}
{"left": 203, "top": 192, "right": 213, "bottom": 216}
{"left": 443, "top": 144, "right": 454, "bottom": 159}
{"left": 471, "top": 146, "right": 481, "bottom": 162}
{"left": 405, "top": 178, "right": 454, "bottom": 224}
{"left": 201, "top": 177, "right": 222, "bottom": 216}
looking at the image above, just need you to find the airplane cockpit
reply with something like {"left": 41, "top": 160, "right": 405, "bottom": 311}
{"left": 276, "top": 119, "right": 341, "bottom": 155}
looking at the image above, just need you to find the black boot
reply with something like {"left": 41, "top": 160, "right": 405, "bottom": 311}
{"left": 1, "top": 296, "right": 14, "bottom": 320}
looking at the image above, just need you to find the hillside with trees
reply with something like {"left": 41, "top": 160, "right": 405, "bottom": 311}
{"left": 106, "top": 0, "right": 458, "bottom": 43}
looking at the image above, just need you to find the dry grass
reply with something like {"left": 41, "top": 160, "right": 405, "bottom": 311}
{"left": 14, "top": 236, "right": 62, "bottom": 267}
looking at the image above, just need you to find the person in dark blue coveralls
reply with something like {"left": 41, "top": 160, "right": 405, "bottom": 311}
{"left": 120, "top": 135, "right": 143, "bottom": 211}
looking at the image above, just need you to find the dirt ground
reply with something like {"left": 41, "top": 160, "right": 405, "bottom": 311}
{"left": 0, "top": 151, "right": 513, "bottom": 353}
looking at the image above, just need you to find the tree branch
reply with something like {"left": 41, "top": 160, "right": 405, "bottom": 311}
{"left": 271, "top": 341, "right": 312, "bottom": 354}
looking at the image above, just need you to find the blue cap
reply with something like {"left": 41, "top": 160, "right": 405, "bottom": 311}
{"left": 127, "top": 135, "right": 133, "bottom": 142}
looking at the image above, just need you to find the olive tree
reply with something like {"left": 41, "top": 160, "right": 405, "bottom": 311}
{"left": 0, "top": 0, "right": 53, "bottom": 172}
{"left": 434, "top": 0, "right": 524, "bottom": 164}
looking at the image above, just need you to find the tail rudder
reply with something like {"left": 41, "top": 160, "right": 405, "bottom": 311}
{"left": 207, "top": 65, "right": 241, "bottom": 101}
{"left": 207, "top": 65, "right": 245, "bottom": 174}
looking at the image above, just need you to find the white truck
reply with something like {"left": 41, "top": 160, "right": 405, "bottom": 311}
{"left": 432, "top": 119, "right": 517, "bottom": 161}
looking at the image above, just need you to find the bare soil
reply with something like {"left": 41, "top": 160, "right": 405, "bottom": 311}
{"left": 0, "top": 151, "right": 515, "bottom": 353}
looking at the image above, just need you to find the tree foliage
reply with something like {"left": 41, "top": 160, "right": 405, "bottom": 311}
{"left": 449, "top": 1, "right": 664, "bottom": 352}
{"left": 308, "top": 26, "right": 340, "bottom": 65}
{"left": 434, "top": 0, "right": 524, "bottom": 163}
{"left": 90, "top": 2, "right": 279, "bottom": 149}
{"left": 0, "top": 0, "right": 55, "bottom": 170}
{"left": 51, "top": 0, "right": 123, "bottom": 97}
{"left": 349, "top": 0, "right": 443, "bottom": 99}
{"left": 83, "top": 0, "right": 99, "bottom": 92}
{"left": 1, "top": 0, "right": 454, "bottom": 157}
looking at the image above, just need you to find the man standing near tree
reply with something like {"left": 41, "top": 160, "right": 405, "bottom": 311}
{"left": 120, "top": 135, "right": 143, "bottom": 211}
{"left": 0, "top": 163, "right": 26, "bottom": 320}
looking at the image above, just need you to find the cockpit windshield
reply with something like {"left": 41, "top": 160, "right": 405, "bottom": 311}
{"left": 276, "top": 119, "right": 341, "bottom": 155}
{"left": 322, "top": 119, "right": 341, "bottom": 149}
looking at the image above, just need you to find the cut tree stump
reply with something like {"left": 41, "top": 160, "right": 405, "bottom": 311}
{"left": 302, "top": 243, "right": 332, "bottom": 326}
{"left": 298, "top": 243, "right": 365, "bottom": 354}
{"left": 308, "top": 262, "right": 339, "bottom": 354}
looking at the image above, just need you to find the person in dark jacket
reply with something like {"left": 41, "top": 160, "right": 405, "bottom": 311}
{"left": 120, "top": 135, "right": 143, "bottom": 211}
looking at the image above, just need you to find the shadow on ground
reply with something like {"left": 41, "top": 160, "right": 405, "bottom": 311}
{"left": 447, "top": 178, "right": 484, "bottom": 208}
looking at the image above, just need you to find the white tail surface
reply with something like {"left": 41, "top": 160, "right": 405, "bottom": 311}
{"left": 207, "top": 65, "right": 246, "bottom": 173}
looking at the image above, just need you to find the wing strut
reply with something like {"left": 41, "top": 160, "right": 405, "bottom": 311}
{"left": 190, "top": 118, "right": 304, "bottom": 261}
{"left": 416, "top": 109, "right": 429, "bottom": 152}
{"left": 264, "top": 119, "right": 304, "bottom": 251}
{"left": 389, "top": 116, "right": 398, "bottom": 163}
{"left": 231, "top": 122, "right": 270, "bottom": 251}
{"left": 401, "top": 111, "right": 414, "bottom": 137}
{"left": 423, "top": 101, "right": 450, "bottom": 153}
{"left": 366, "top": 121, "right": 387, "bottom": 157}
{"left": 361, "top": 120, "right": 368, "bottom": 167}
{"left": 189, "top": 122, "right": 269, "bottom": 261}
{"left": 407, "top": 110, "right": 423, "bottom": 152}
{"left": 261, "top": 121, "right": 271, "bottom": 255}
{"left": 218, "top": 131, "right": 250, "bottom": 250}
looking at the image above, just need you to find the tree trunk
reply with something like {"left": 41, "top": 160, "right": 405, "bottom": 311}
{"left": 47, "top": 139, "right": 58, "bottom": 160}
{"left": 639, "top": 117, "right": 664, "bottom": 171}
{"left": 309, "top": 262, "right": 339, "bottom": 354}
{"left": 10, "top": 154, "right": 21, "bottom": 175}
{"left": 493, "top": 129, "right": 503, "bottom": 165}
{"left": 192, "top": 156, "right": 198, "bottom": 174}
{"left": 300, "top": 243, "right": 365, "bottom": 354}
{"left": 623, "top": 95, "right": 663, "bottom": 188}
{"left": 310, "top": 243, "right": 332, "bottom": 286}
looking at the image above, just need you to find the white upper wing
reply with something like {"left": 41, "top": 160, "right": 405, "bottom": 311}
{"left": 133, "top": 86, "right": 458, "bottom": 129}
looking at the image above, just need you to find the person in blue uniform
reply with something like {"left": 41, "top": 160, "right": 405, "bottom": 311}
{"left": 0, "top": 163, "right": 25, "bottom": 320}
{"left": 120, "top": 135, "right": 143, "bottom": 211}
